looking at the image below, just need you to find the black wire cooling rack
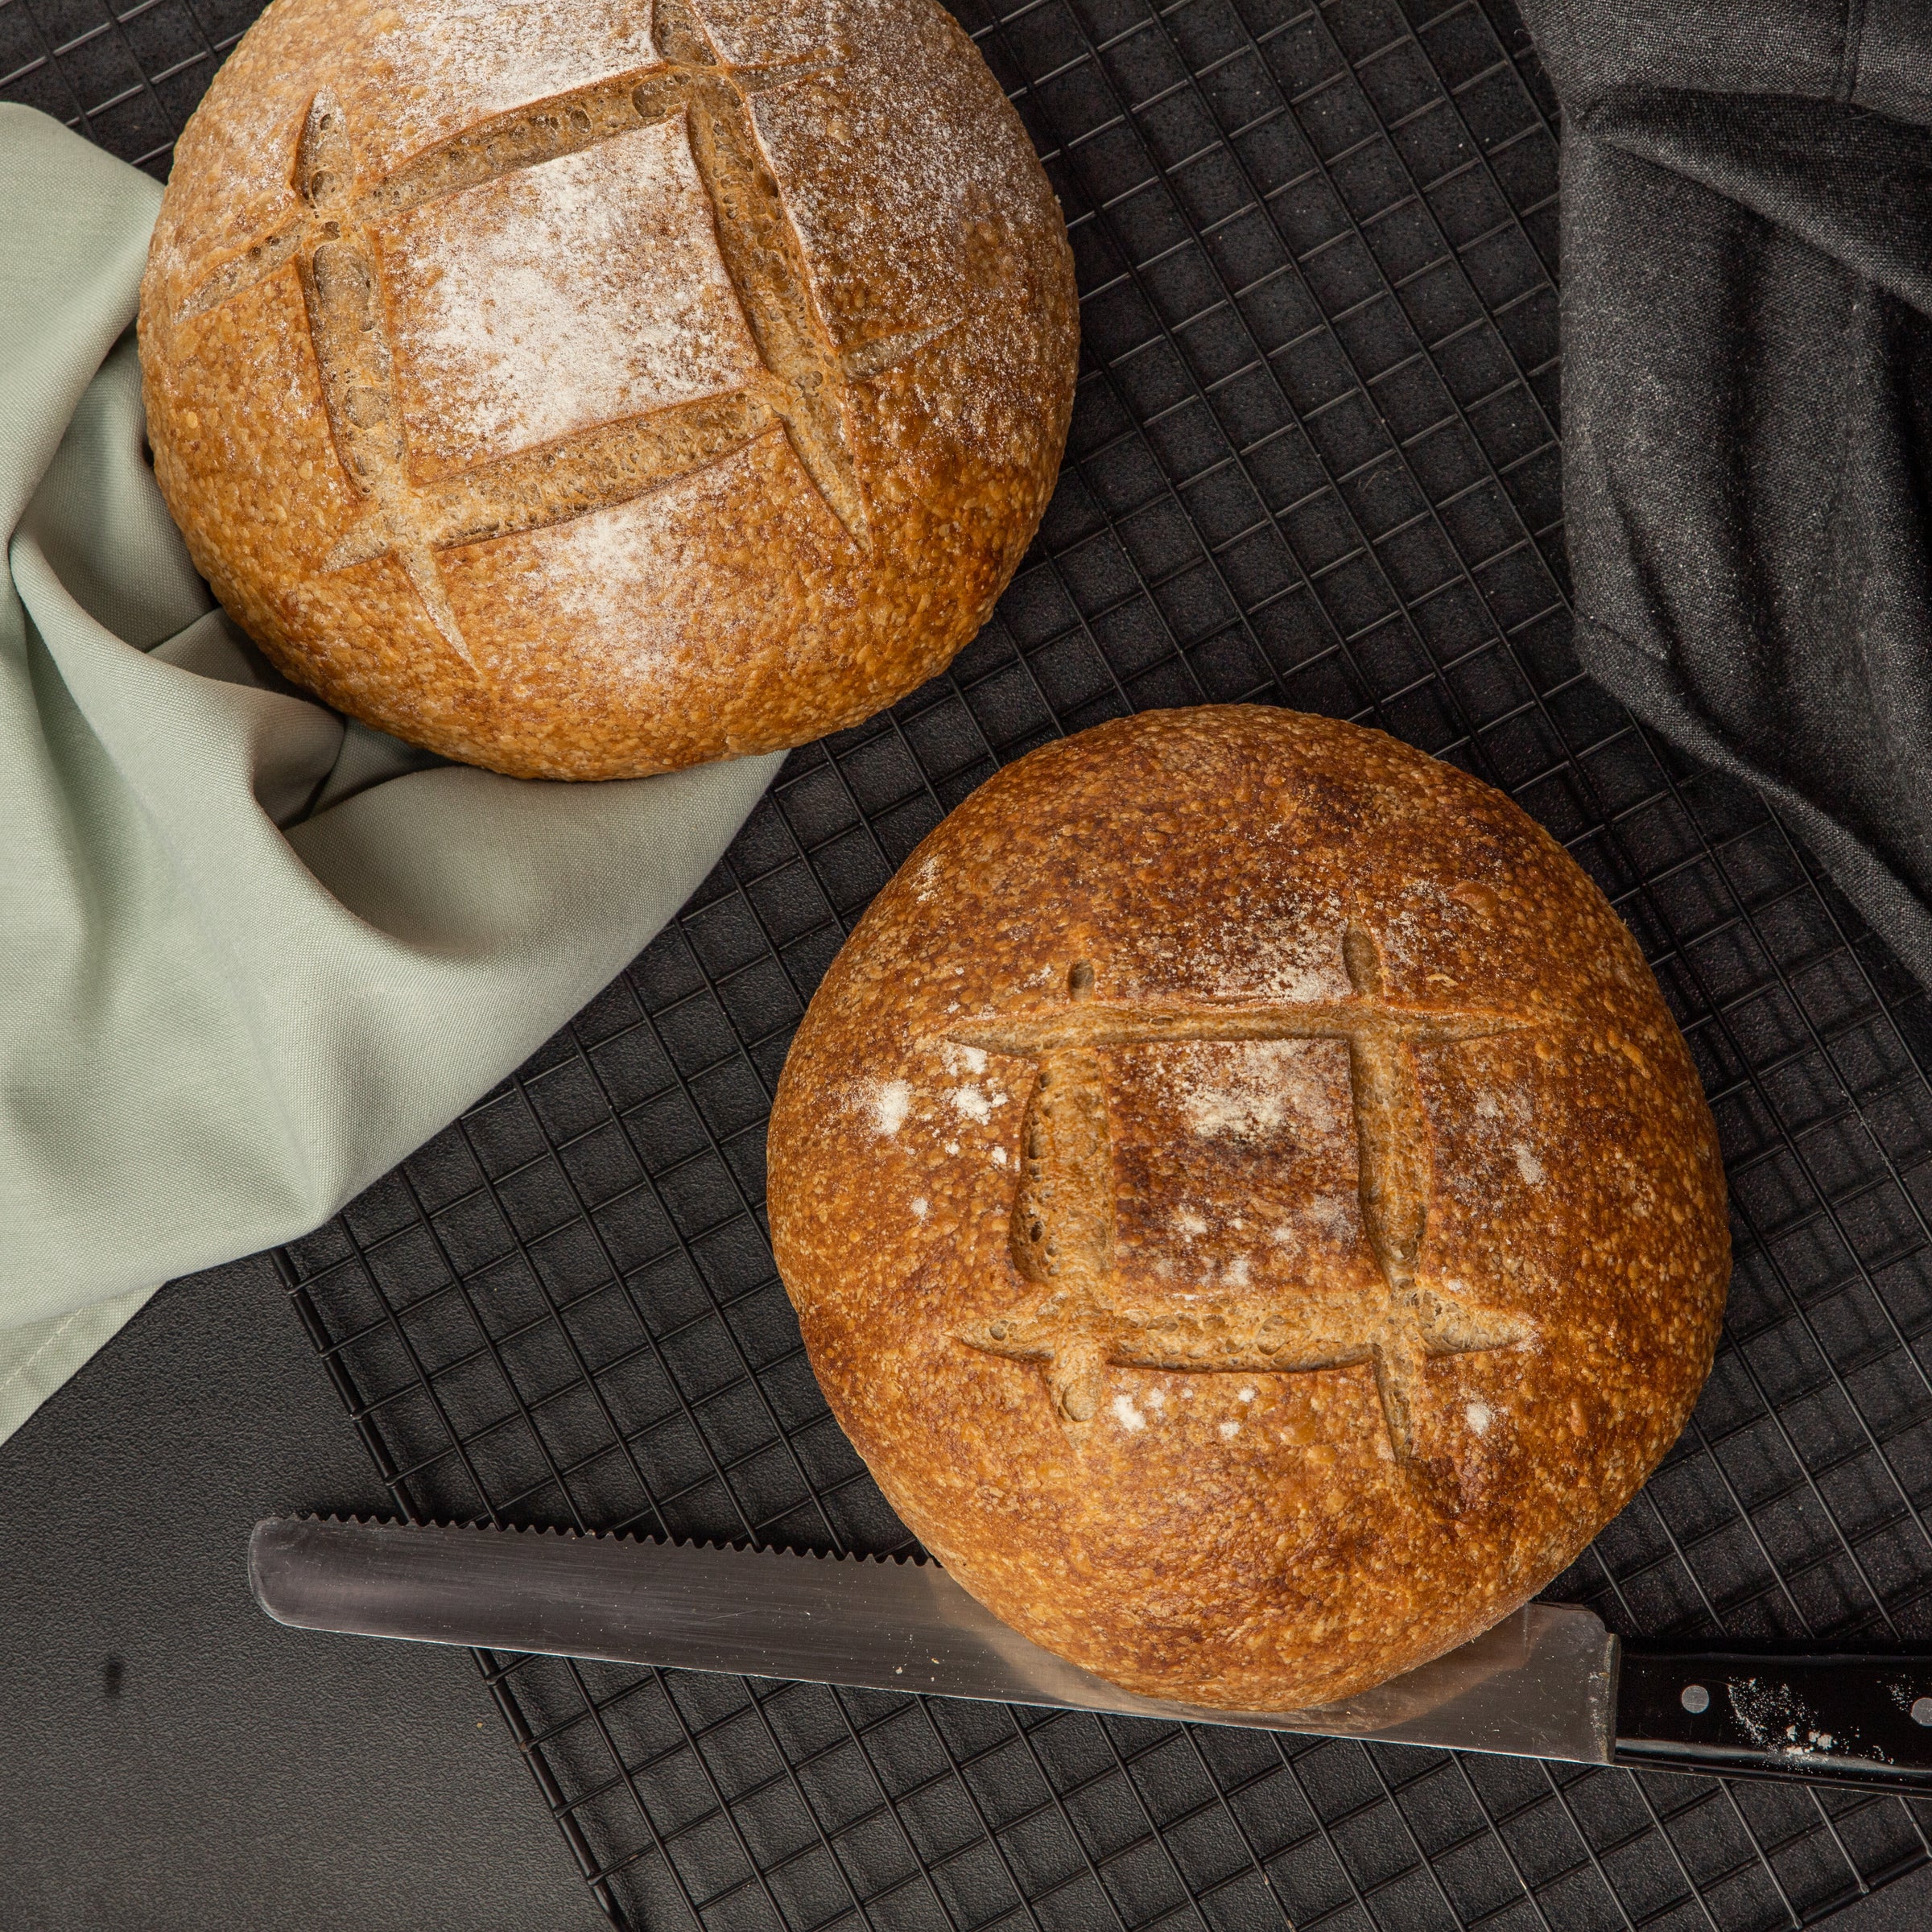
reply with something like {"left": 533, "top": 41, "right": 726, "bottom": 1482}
{"left": 17, "top": 0, "right": 1932, "bottom": 1923}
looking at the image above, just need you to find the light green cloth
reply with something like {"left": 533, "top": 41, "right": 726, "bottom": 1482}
{"left": 0, "top": 107, "right": 780, "bottom": 1446}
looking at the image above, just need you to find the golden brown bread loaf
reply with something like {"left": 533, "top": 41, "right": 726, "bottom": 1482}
{"left": 767, "top": 705, "right": 1730, "bottom": 1711}
{"left": 137, "top": 0, "right": 1075, "bottom": 779}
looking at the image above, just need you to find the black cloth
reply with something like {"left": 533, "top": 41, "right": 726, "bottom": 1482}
{"left": 1520, "top": 0, "right": 1932, "bottom": 979}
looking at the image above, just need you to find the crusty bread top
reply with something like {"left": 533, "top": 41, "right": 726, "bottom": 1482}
{"left": 138, "top": 0, "right": 1075, "bottom": 778}
{"left": 768, "top": 706, "right": 1730, "bottom": 1711}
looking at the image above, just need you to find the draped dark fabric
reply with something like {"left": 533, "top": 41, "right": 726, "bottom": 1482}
{"left": 1519, "top": 0, "right": 1932, "bottom": 980}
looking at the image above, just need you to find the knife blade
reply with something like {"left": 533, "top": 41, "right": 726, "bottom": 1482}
{"left": 250, "top": 1517, "right": 1932, "bottom": 1787}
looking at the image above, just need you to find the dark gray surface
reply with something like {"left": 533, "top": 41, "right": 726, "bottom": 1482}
{"left": 0, "top": 1254, "right": 605, "bottom": 1932}
{"left": 1826, "top": 1858, "right": 1932, "bottom": 1928}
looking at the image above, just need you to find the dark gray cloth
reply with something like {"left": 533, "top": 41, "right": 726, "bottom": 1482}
{"left": 1521, "top": 0, "right": 1932, "bottom": 978}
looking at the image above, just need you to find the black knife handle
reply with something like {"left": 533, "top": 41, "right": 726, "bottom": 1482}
{"left": 1615, "top": 1647, "right": 1932, "bottom": 1792}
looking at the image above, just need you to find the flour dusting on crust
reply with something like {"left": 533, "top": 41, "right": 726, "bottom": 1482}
{"left": 373, "top": 0, "right": 661, "bottom": 128}
{"left": 1172, "top": 1039, "right": 1341, "bottom": 1143}
{"left": 378, "top": 120, "right": 762, "bottom": 473}
{"left": 692, "top": 0, "right": 834, "bottom": 66}
{"left": 522, "top": 465, "right": 724, "bottom": 623}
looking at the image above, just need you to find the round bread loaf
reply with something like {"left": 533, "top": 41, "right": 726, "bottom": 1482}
{"left": 768, "top": 705, "right": 1730, "bottom": 1711}
{"left": 137, "top": 0, "right": 1075, "bottom": 779}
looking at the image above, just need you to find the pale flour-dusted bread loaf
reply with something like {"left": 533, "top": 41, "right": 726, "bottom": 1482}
{"left": 767, "top": 706, "right": 1731, "bottom": 1712}
{"left": 137, "top": 0, "right": 1076, "bottom": 778}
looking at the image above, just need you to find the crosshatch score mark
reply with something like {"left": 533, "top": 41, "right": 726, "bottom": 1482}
{"left": 947, "top": 930, "right": 1542, "bottom": 1500}
{"left": 179, "top": 0, "right": 958, "bottom": 668}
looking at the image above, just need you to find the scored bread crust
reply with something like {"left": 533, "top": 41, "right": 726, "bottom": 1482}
{"left": 137, "top": 0, "right": 1075, "bottom": 779}
{"left": 767, "top": 706, "right": 1730, "bottom": 1712}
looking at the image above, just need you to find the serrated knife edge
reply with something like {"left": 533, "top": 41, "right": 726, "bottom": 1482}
{"left": 249, "top": 1516, "right": 1618, "bottom": 1762}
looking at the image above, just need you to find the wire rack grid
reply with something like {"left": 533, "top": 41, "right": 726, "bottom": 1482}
{"left": 15, "top": 0, "right": 1932, "bottom": 1924}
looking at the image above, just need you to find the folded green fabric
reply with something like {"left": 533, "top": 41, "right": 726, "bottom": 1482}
{"left": 0, "top": 107, "right": 780, "bottom": 1446}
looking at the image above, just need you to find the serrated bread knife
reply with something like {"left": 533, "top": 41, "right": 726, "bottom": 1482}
{"left": 251, "top": 1517, "right": 1932, "bottom": 1788}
